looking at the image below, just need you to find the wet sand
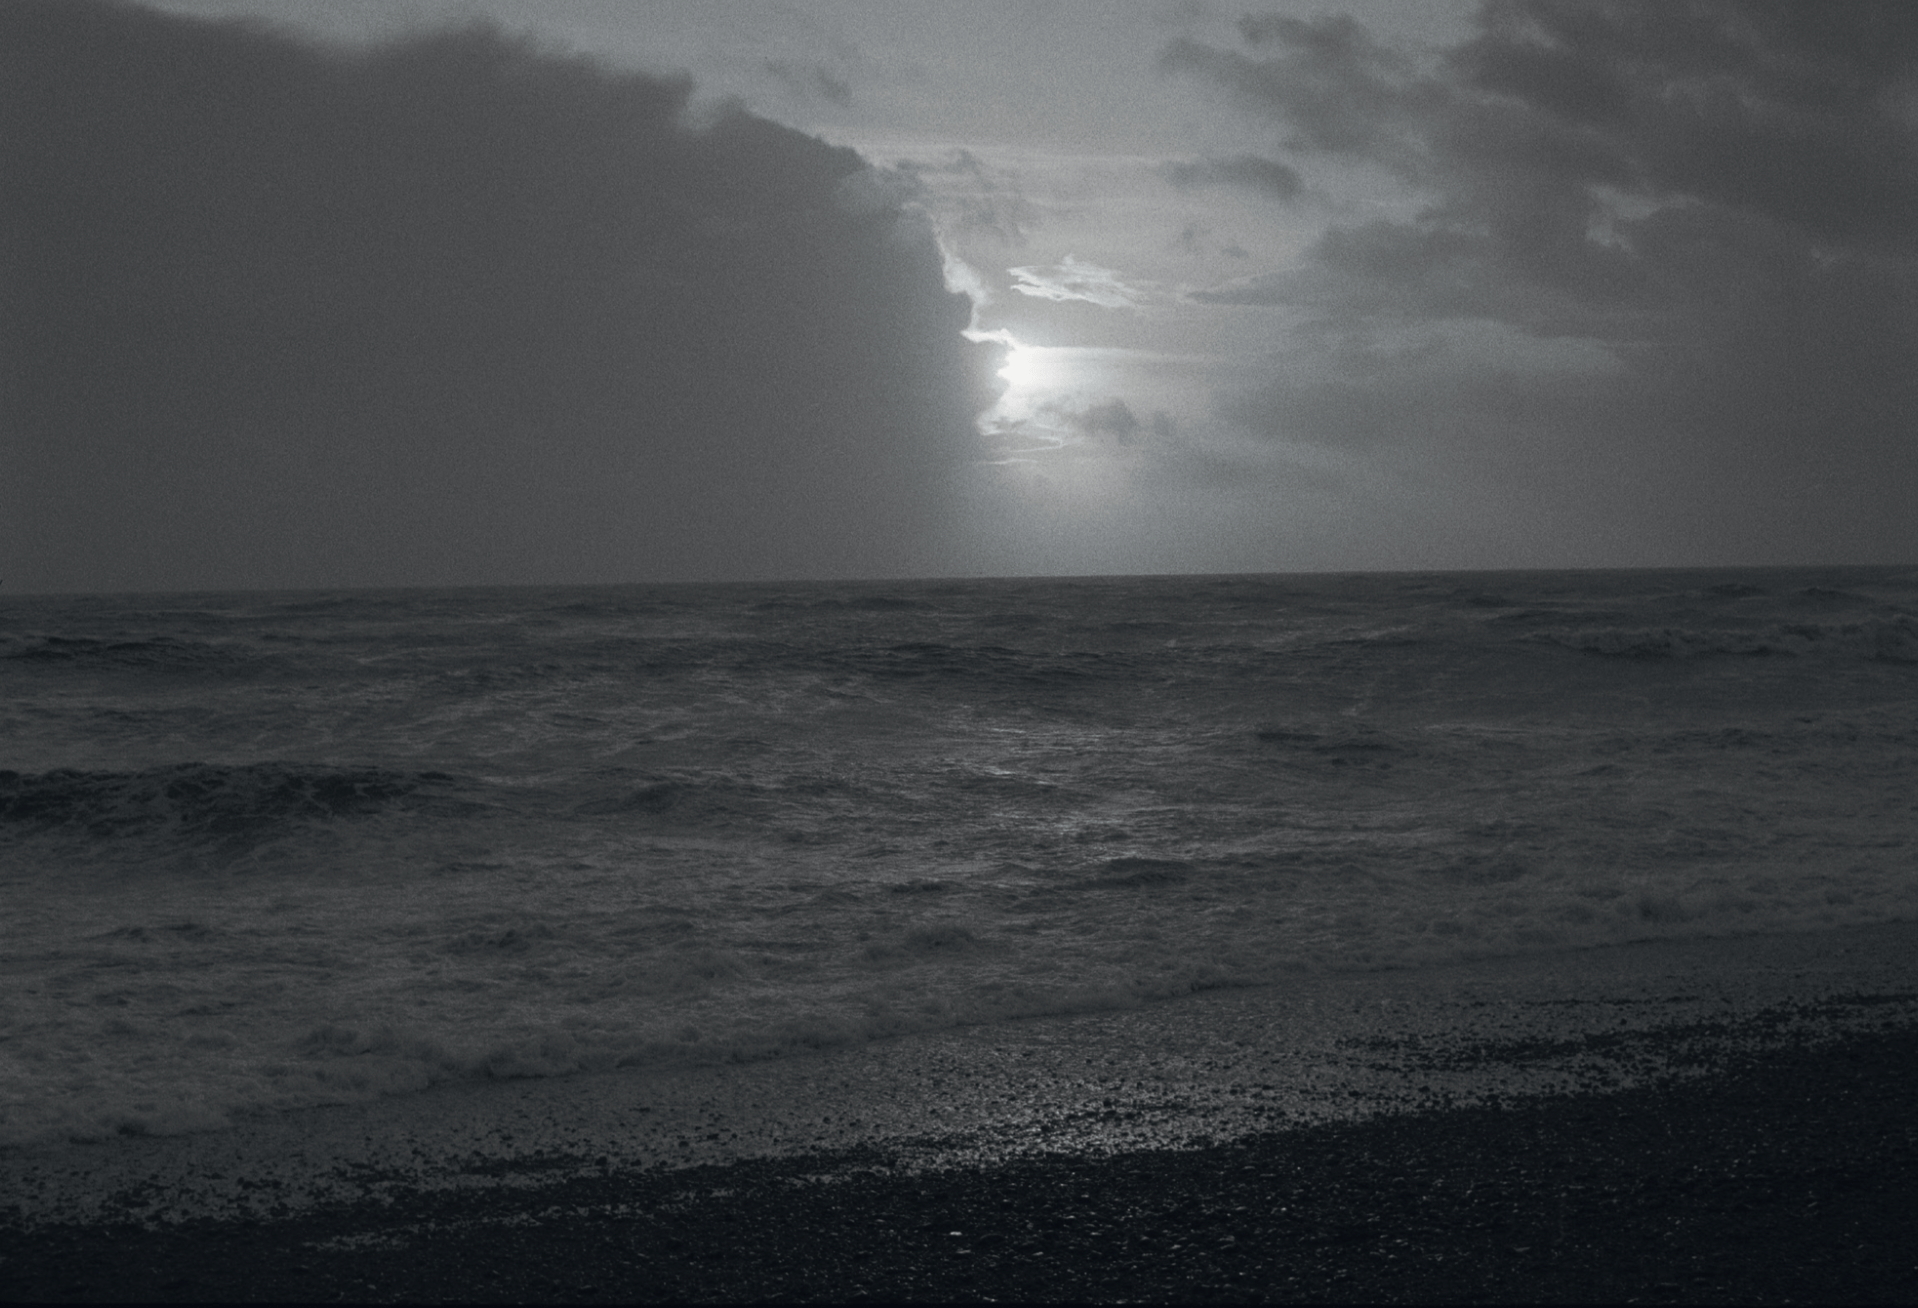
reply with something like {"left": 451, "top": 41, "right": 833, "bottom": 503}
{"left": 5, "top": 921, "right": 1917, "bottom": 1302}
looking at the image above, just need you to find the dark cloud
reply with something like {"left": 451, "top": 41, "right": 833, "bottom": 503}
{"left": 0, "top": 0, "right": 998, "bottom": 591}
{"left": 1162, "top": 13, "right": 1422, "bottom": 158}
{"left": 1452, "top": 2, "right": 1918, "bottom": 248}
{"left": 1059, "top": 397, "right": 1144, "bottom": 442}
{"left": 1171, "top": 219, "right": 1251, "bottom": 262}
{"left": 1165, "top": 1, "right": 1918, "bottom": 563}
{"left": 1158, "top": 152, "right": 1304, "bottom": 199}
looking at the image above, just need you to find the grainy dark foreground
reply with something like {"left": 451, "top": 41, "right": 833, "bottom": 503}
{"left": 4, "top": 1023, "right": 1914, "bottom": 1304}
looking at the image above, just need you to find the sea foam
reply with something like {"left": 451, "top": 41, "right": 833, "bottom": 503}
{"left": 3, "top": 568, "right": 1915, "bottom": 1148}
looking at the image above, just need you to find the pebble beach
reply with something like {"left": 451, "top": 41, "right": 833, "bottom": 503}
{"left": 5, "top": 921, "right": 1915, "bottom": 1302}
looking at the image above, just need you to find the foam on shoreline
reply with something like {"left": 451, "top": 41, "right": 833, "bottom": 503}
{"left": 7, "top": 918, "right": 1916, "bottom": 1231}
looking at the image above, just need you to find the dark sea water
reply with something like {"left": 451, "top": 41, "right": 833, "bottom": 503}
{"left": 4, "top": 568, "right": 1916, "bottom": 1148}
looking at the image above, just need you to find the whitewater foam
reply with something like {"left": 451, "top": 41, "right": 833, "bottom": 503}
{"left": 3, "top": 568, "right": 1915, "bottom": 1149}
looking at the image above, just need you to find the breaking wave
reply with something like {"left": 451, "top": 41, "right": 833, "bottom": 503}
{"left": 6, "top": 567, "right": 1918, "bottom": 1151}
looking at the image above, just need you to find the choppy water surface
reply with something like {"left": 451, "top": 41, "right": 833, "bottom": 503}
{"left": 4, "top": 568, "right": 1916, "bottom": 1146}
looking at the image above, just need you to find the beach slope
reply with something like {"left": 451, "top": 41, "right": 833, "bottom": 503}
{"left": 4, "top": 923, "right": 1916, "bottom": 1302}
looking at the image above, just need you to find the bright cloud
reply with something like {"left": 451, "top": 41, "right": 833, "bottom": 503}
{"left": 1008, "top": 255, "right": 1149, "bottom": 309}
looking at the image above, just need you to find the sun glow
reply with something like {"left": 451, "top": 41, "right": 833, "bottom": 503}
{"left": 997, "top": 342, "right": 1057, "bottom": 392}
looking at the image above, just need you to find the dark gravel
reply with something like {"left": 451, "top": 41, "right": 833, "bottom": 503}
{"left": 4, "top": 1021, "right": 1915, "bottom": 1303}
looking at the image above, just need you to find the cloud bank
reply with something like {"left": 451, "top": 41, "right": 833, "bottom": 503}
{"left": 0, "top": 0, "right": 1000, "bottom": 592}
{"left": 1166, "top": 1, "right": 1918, "bottom": 565}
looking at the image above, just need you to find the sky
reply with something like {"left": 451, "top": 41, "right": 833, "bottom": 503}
{"left": 4, "top": 0, "right": 1915, "bottom": 591}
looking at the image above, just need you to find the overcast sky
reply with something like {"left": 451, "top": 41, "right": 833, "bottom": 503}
{"left": 5, "top": 0, "right": 1915, "bottom": 591}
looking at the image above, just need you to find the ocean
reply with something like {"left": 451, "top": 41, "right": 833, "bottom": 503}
{"left": 4, "top": 568, "right": 1916, "bottom": 1151}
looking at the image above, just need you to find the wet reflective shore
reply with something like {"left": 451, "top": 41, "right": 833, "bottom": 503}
{"left": 5, "top": 922, "right": 1917, "bottom": 1302}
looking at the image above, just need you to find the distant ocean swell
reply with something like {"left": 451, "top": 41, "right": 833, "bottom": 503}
{"left": 2, "top": 570, "right": 1915, "bottom": 1148}
{"left": 1540, "top": 616, "right": 1918, "bottom": 660}
{"left": 0, "top": 764, "right": 460, "bottom": 843}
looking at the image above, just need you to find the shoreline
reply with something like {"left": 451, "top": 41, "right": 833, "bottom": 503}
{"left": 5, "top": 921, "right": 1918, "bottom": 1301}
{"left": 9, "top": 1023, "right": 1915, "bottom": 1303}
